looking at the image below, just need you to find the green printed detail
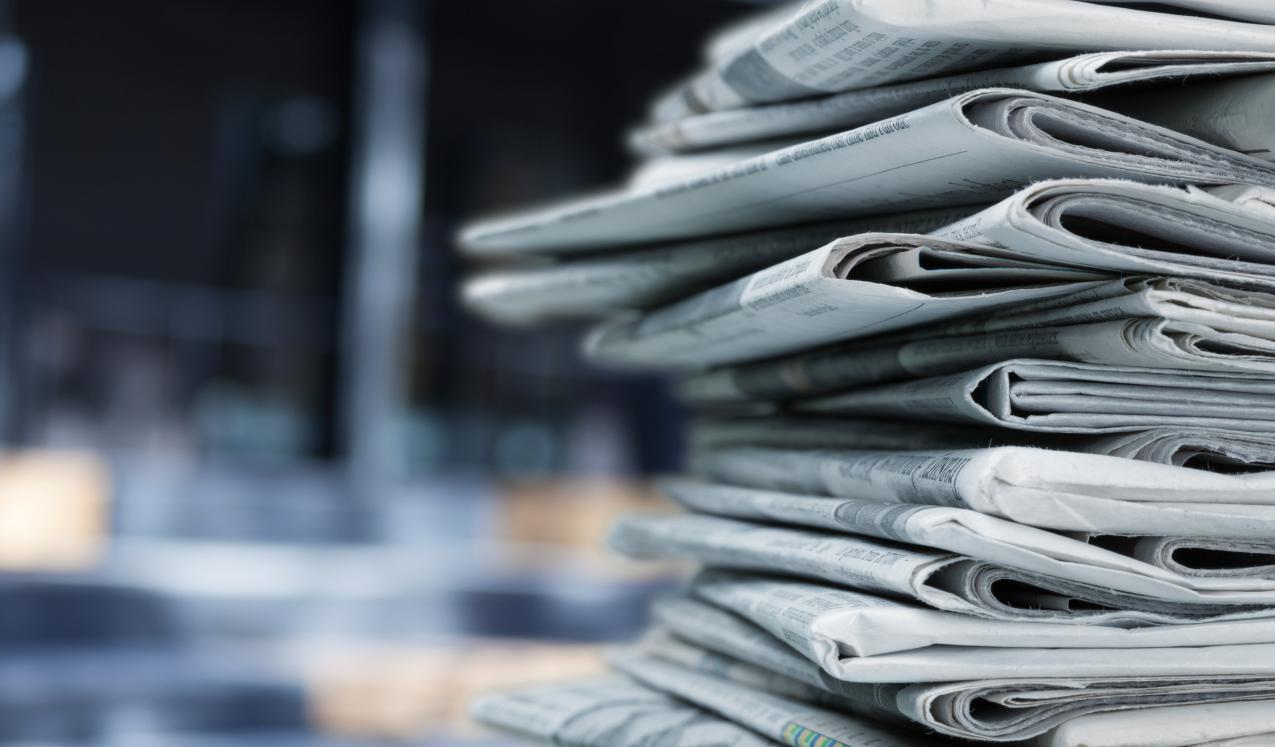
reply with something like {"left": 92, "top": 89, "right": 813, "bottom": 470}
{"left": 781, "top": 722, "right": 851, "bottom": 747}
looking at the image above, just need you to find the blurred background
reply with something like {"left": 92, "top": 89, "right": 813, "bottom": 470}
{"left": 0, "top": 0, "right": 764, "bottom": 744}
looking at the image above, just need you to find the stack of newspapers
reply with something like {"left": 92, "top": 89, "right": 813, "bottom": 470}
{"left": 459, "top": 1, "right": 1275, "bottom": 745}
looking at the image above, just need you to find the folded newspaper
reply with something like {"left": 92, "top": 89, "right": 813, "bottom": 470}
{"left": 462, "top": 91, "right": 1275, "bottom": 254}
{"left": 471, "top": 676, "right": 777, "bottom": 747}
{"left": 609, "top": 513, "right": 1275, "bottom": 623}
{"left": 624, "top": 619, "right": 1275, "bottom": 743}
{"left": 1095, "top": 71, "right": 1275, "bottom": 162}
{"left": 653, "top": 577, "right": 1275, "bottom": 682}
{"left": 462, "top": 208, "right": 967, "bottom": 323}
{"left": 798, "top": 360, "right": 1275, "bottom": 434}
{"left": 689, "top": 446, "right": 1275, "bottom": 535}
{"left": 689, "top": 415, "right": 1275, "bottom": 471}
{"left": 681, "top": 274, "right": 1275, "bottom": 405}
{"left": 659, "top": 480, "right": 1275, "bottom": 597}
{"left": 649, "top": 0, "right": 1275, "bottom": 120}
{"left": 462, "top": 1, "right": 1275, "bottom": 744}
{"left": 935, "top": 179, "right": 1275, "bottom": 290}
{"left": 584, "top": 234, "right": 1106, "bottom": 370}
{"left": 634, "top": 51, "right": 1275, "bottom": 154}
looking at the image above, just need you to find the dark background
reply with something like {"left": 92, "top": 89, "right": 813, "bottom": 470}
{"left": 0, "top": 1, "right": 763, "bottom": 744}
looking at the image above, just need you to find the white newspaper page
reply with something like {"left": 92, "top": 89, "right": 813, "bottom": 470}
{"left": 688, "top": 571, "right": 1275, "bottom": 657}
{"left": 799, "top": 360, "right": 1275, "bottom": 434}
{"left": 659, "top": 480, "right": 1275, "bottom": 600}
{"left": 1082, "top": 0, "right": 1275, "bottom": 23}
{"left": 655, "top": 589, "right": 1275, "bottom": 683}
{"left": 1121, "top": 536, "right": 1275, "bottom": 579}
{"left": 1038, "top": 700, "right": 1275, "bottom": 747}
{"left": 935, "top": 179, "right": 1275, "bottom": 290}
{"left": 462, "top": 91, "right": 1275, "bottom": 255}
{"left": 584, "top": 235, "right": 1104, "bottom": 369}
{"left": 634, "top": 51, "right": 1275, "bottom": 154}
{"left": 608, "top": 650, "right": 935, "bottom": 747}
{"left": 471, "top": 676, "right": 778, "bottom": 747}
{"left": 610, "top": 514, "right": 1275, "bottom": 623}
{"left": 462, "top": 209, "right": 969, "bottom": 323}
{"left": 636, "top": 617, "right": 1275, "bottom": 743}
{"left": 691, "top": 446, "right": 1275, "bottom": 536}
{"left": 649, "top": 0, "right": 1275, "bottom": 119}
{"left": 1095, "top": 70, "right": 1275, "bottom": 161}
{"left": 688, "top": 415, "right": 1275, "bottom": 471}
{"left": 680, "top": 275, "right": 1275, "bottom": 404}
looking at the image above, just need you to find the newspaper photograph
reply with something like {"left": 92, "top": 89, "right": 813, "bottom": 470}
{"left": 690, "top": 446, "right": 1275, "bottom": 536}
{"left": 584, "top": 235, "right": 1105, "bottom": 370}
{"left": 461, "top": 91, "right": 1275, "bottom": 255}
{"left": 462, "top": 208, "right": 967, "bottom": 324}
{"left": 798, "top": 360, "right": 1275, "bottom": 434}
{"left": 470, "top": 676, "right": 776, "bottom": 747}
{"left": 649, "top": 0, "right": 1275, "bottom": 120}
{"left": 634, "top": 51, "right": 1275, "bottom": 154}
{"left": 935, "top": 179, "right": 1275, "bottom": 290}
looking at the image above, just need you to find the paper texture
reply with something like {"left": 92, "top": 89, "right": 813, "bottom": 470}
{"left": 634, "top": 51, "right": 1275, "bottom": 154}
{"left": 584, "top": 234, "right": 1104, "bottom": 369}
{"left": 650, "top": 0, "right": 1275, "bottom": 119}
{"left": 647, "top": 586, "right": 1275, "bottom": 739}
{"left": 1095, "top": 72, "right": 1275, "bottom": 162}
{"left": 659, "top": 479, "right": 1275, "bottom": 600}
{"left": 610, "top": 513, "right": 1275, "bottom": 623}
{"left": 462, "top": 91, "right": 1275, "bottom": 255}
{"left": 690, "top": 445, "right": 1275, "bottom": 535}
{"left": 799, "top": 360, "right": 1275, "bottom": 434}
{"left": 689, "top": 416, "right": 1275, "bottom": 472}
{"left": 470, "top": 676, "right": 777, "bottom": 747}
{"left": 935, "top": 179, "right": 1275, "bottom": 290}
{"left": 462, "top": 209, "right": 967, "bottom": 323}
{"left": 608, "top": 650, "right": 928, "bottom": 747}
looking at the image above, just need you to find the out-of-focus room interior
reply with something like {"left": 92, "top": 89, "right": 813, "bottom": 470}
{"left": 0, "top": 0, "right": 762, "bottom": 743}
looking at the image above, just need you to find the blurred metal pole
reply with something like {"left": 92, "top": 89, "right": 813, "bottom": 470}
{"left": 0, "top": 0, "right": 26, "bottom": 445}
{"left": 339, "top": 0, "right": 426, "bottom": 509}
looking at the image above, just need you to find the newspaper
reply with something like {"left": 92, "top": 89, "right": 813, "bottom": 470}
{"left": 633, "top": 51, "right": 1275, "bottom": 154}
{"left": 1080, "top": 0, "right": 1275, "bottom": 23}
{"left": 607, "top": 650, "right": 929, "bottom": 747}
{"left": 1213, "top": 184, "right": 1275, "bottom": 218}
{"left": 470, "top": 675, "right": 777, "bottom": 747}
{"left": 609, "top": 513, "right": 1275, "bottom": 623}
{"left": 679, "top": 275, "right": 1275, "bottom": 404}
{"left": 461, "top": 91, "right": 1275, "bottom": 255}
{"left": 799, "top": 360, "right": 1275, "bottom": 434}
{"left": 689, "top": 446, "right": 1275, "bottom": 536}
{"left": 462, "top": 209, "right": 968, "bottom": 324}
{"left": 660, "top": 577, "right": 1275, "bottom": 682}
{"left": 629, "top": 618, "right": 1275, "bottom": 743}
{"left": 1086, "top": 535, "right": 1275, "bottom": 580}
{"left": 1038, "top": 700, "right": 1275, "bottom": 747}
{"left": 689, "top": 416, "right": 1275, "bottom": 471}
{"left": 1094, "top": 72, "right": 1275, "bottom": 162}
{"left": 658, "top": 479, "right": 1275, "bottom": 600}
{"left": 648, "top": 0, "right": 1275, "bottom": 121}
{"left": 584, "top": 235, "right": 1105, "bottom": 370}
{"left": 936, "top": 179, "right": 1275, "bottom": 291}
